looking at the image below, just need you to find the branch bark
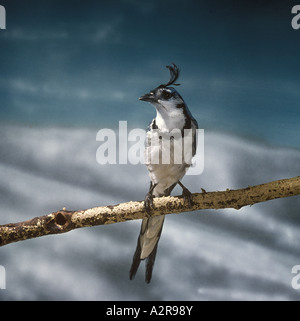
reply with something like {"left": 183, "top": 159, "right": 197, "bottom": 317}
{"left": 0, "top": 176, "right": 299, "bottom": 248}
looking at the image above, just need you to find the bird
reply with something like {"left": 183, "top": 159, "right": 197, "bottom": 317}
{"left": 129, "top": 63, "right": 198, "bottom": 283}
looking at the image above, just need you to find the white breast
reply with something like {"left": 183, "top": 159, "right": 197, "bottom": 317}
{"left": 145, "top": 129, "right": 189, "bottom": 196}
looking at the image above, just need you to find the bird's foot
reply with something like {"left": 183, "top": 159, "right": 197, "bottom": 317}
{"left": 144, "top": 193, "right": 155, "bottom": 216}
{"left": 144, "top": 182, "right": 158, "bottom": 216}
{"left": 181, "top": 186, "right": 194, "bottom": 207}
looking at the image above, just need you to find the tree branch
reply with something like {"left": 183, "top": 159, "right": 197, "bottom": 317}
{"left": 0, "top": 176, "right": 299, "bottom": 248}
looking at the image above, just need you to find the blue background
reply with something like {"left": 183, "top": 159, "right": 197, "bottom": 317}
{"left": 0, "top": 0, "right": 300, "bottom": 147}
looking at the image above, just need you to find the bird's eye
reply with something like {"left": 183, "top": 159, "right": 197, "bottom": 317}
{"left": 161, "top": 90, "right": 172, "bottom": 100}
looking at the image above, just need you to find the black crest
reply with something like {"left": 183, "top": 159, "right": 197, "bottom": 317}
{"left": 160, "top": 63, "right": 180, "bottom": 87}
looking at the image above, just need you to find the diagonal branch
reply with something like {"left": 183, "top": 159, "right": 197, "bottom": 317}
{"left": 0, "top": 176, "right": 299, "bottom": 248}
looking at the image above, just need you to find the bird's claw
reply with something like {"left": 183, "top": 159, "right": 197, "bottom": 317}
{"left": 144, "top": 192, "right": 155, "bottom": 216}
{"left": 181, "top": 187, "right": 193, "bottom": 207}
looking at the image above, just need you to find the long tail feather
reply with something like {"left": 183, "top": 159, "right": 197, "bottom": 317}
{"left": 129, "top": 183, "right": 176, "bottom": 283}
{"left": 129, "top": 232, "right": 142, "bottom": 280}
{"left": 145, "top": 226, "right": 163, "bottom": 283}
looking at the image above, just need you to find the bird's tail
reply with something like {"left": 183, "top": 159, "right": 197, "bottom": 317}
{"left": 129, "top": 183, "right": 176, "bottom": 283}
{"left": 129, "top": 215, "right": 165, "bottom": 283}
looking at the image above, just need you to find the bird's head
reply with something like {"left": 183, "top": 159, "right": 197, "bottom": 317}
{"left": 139, "top": 63, "right": 186, "bottom": 113}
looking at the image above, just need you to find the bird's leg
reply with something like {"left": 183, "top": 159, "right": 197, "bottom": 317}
{"left": 144, "top": 182, "right": 158, "bottom": 216}
{"left": 178, "top": 181, "right": 193, "bottom": 207}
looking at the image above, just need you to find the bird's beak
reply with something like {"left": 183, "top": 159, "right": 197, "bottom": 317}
{"left": 139, "top": 92, "right": 157, "bottom": 103}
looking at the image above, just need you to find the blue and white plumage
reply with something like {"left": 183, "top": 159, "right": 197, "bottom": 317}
{"left": 129, "top": 64, "right": 198, "bottom": 283}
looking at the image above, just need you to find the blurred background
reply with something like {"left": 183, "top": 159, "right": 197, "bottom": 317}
{"left": 0, "top": 0, "right": 300, "bottom": 300}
